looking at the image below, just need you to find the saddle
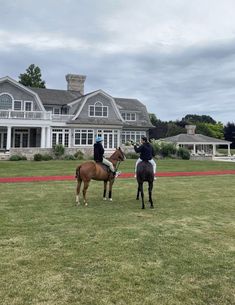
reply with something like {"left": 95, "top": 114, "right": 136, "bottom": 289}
{"left": 96, "top": 162, "right": 115, "bottom": 178}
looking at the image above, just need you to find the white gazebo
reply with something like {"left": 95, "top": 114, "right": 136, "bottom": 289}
{"left": 162, "top": 125, "right": 232, "bottom": 157}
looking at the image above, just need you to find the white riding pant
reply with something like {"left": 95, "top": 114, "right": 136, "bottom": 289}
{"left": 102, "top": 158, "right": 115, "bottom": 173}
{"left": 135, "top": 158, "right": 156, "bottom": 174}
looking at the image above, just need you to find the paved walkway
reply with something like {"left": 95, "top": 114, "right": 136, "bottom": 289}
{"left": 1, "top": 170, "right": 235, "bottom": 183}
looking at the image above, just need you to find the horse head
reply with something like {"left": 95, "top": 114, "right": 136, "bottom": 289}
{"left": 110, "top": 147, "right": 126, "bottom": 162}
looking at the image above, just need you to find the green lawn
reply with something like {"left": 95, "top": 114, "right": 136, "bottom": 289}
{"left": 0, "top": 160, "right": 235, "bottom": 305}
{"left": 0, "top": 158, "right": 235, "bottom": 178}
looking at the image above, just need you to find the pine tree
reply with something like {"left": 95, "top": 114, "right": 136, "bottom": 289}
{"left": 19, "top": 64, "right": 46, "bottom": 88}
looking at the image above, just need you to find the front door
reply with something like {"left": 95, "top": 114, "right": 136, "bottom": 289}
{"left": 14, "top": 128, "right": 29, "bottom": 148}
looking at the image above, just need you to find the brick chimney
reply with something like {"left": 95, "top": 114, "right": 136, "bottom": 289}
{"left": 185, "top": 125, "right": 196, "bottom": 135}
{"left": 66, "top": 74, "right": 86, "bottom": 94}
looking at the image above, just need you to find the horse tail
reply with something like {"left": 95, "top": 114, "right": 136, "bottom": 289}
{"left": 75, "top": 165, "right": 81, "bottom": 179}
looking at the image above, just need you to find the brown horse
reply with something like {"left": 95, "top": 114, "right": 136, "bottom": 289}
{"left": 75, "top": 147, "right": 125, "bottom": 206}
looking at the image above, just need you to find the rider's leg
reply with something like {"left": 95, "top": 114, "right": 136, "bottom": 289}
{"left": 135, "top": 158, "right": 142, "bottom": 177}
{"left": 148, "top": 159, "right": 157, "bottom": 179}
{"left": 102, "top": 158, "right": 115, "bottom": 173}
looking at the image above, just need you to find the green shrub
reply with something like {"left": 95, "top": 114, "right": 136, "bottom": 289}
{"left": 42, "top": 154, "right": 53, "bottom": 161}
{"left": 64, "top": 154, "right": 76, "bottom": 160}
{"left": 74, "top": 150, "right": 84, "bottom": 160}
{"left": 160, "top": 143, "right": 177, "bottom": 157}
{"left": 9, "top": 155, "right": 24, "bottom": 161}
{"left": 151, "top": 141, "right": 161, "bottom": 156}
{"left": 53, "top": 144, "right": 65, "bottom": 159}
{"left": 34, "top": 153, "right": 43, "bottom": 161}
{"left": 177, "top": 147, "right": 190, "bottom": 160}
{"left": 125, "top": 152, "right": 138, "bottom": 159}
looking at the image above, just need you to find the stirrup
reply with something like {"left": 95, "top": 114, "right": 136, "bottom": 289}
{"left": 115, "top": 171, "right": 121, "bottom": 178}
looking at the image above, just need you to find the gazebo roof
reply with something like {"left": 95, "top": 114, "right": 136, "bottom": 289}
{"left": 162, "top": 133, "right": 231, "bottom": 145}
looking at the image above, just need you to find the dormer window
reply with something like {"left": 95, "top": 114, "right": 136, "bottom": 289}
{"left": 89, "top": 102, "right": 108, "bottom": 117}
{"left": 0, "top": 93, "right": 13, "bottom": 110}
{"left": 25, "top": 101, "right": 33, "bottom": 111}
{"left": 121, "top": 112, "right": 136, "bottom": 121}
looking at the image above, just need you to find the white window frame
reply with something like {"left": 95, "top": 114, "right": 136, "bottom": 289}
{"left": 89, "top": 101, "right": 108, "bottom": 117}
{"left": 121, "top": 112, "right": 136, "bottom": 121}
{"left": 97, "top": 129, "right": 119, "bottom": 149}
{"left": 74, "top": 129, "right": 94, "bottom": 146}
{"left": 53, "top": 107, "right": 60, "bottom": 114}
{"left": 14, "top": 100, "right": 22, "bottom": 111}
{"left": 52, "top": 128, "right": 70, "bottom": 147}
{"left": 0, "top": 93, "right": 13, "bottom": 110}
{"left": 122, "top": 131, "right": 146, "bottom": 144}
{"left": 24, "top": 101, "right": 33, "bottom": 111}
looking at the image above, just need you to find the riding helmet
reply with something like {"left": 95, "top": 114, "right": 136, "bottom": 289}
{"left": 95, "top": 136, "right": 103, "bottom": 143}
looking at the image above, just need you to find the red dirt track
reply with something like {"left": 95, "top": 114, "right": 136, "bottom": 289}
{"left": 1, "top": 170, "right": 235, "bottom": 183}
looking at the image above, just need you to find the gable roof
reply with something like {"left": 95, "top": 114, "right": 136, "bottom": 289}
{"left": 162, "top": 133, "right": 231, "bottom": 144}
{"left": 0, "top": 76, "right": 45, "bottom": 110}
{"left": 31, "top": 87, "right": 81, "bottom": 105}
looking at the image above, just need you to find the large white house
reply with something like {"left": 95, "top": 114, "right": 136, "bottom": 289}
{"left": 0, "top": 74, "right": 153, "bottom": 158}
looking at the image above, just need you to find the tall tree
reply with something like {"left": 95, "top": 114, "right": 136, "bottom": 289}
{"left": 19, "top": 64, "right": 46, "bottom": 88}
{"left": 149, "top": 113, "right": 158, "bottom": 126}
{"left": 224, "top": 122, "right": 235, "bottom": 148}
{"left": 182, "top": 114, "right": 216, "bottom": 124}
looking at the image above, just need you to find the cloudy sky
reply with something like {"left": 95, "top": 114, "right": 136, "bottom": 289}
{"left": 1, "top": 0, "right": 235, "bottom": 123}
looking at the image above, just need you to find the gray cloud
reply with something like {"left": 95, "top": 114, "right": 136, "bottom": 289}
{"left": 1, "top": 0, "right": 235, "bottom": 123}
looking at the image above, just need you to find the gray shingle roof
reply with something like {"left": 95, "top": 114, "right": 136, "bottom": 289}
{"left": 30, "top": 88, "right": 153, "bottom": 128}
{"left": 31, "top": 87, "right": 81, "bottom": 105}
{"left": 115, "top": 97, "right": 153, "bottom": 128}
{"left": 163, "top": 133, "right": 231, "bottom": 144}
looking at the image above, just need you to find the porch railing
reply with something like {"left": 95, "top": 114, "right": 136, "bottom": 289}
{"left": 0, "top": 110, "right": 73, "bottom": 122}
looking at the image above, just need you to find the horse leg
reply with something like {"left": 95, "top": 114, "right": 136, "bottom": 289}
{"left": 108, "top": 180, "right": 114, "bottom": 201}
{"left": 139, "top": 183, "right": 145, "bottom": 209}
{"left": 103, "top": 181, "right": 107, "bottom": 200}
{"left": 148, "top": 182, "right": 154, "bottom": 209}
{"left": 76, "top": 179, "right": 82, "bottom": 205}
{"left": 82, "top": 180, "right": 90, "bottom": 206}
{"left": 136, "top": 185, "right": 140, "bottom": 200}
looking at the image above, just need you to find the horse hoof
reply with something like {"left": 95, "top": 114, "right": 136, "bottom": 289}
{"left": 109, "top": 198, "right": 113, "bottom": 201}
{"left": 103, "top": 198, "right": 107, "bottom": 201}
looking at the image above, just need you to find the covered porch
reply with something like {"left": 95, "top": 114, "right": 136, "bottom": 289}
{"left": 0, "top": 126, "right": 51, "bottom": 151}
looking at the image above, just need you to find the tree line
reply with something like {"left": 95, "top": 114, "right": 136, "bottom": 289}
{"left": 149, "top": 113, "right": 235, "bottom": 148}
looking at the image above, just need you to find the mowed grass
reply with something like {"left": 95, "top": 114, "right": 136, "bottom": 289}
{"left": 0, "top": 160, "right": 235, "bottom": 305}
{"left": 0, "top": 158, "right": 235, "bottom": 178}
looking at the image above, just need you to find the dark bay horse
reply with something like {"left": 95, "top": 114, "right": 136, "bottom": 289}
{"left": 75, "top": 147, "right": 125, "bottom": 206}
{"left": 136, "top": 161, "right": 154, "bottom": 209}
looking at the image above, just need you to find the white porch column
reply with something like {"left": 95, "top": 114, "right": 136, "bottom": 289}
{"left": 6, "top": 126, "right": 12, "bottom": 150}
{"left": 193, "top": 144, "right": 196, "bottom": 154}
{"left": 41, "top": 127, "right": 46, "bottom": 148}
{"left": 212, "top": 144, "right": 216, "bottom": 156}
{"left": 45, "top": 127, "right": 51, "bottom": 148}
{"left": 228, "top": 144, "right": 231, "bottom": 156}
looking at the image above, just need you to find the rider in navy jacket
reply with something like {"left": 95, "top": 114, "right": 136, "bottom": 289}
{"left": 134, "top": 141, "right": 155, "bottom": 161}
{"left": 133, "top": 136, "right": 156, "bottom": 179}
{"left": 94, "top": 140, "right": 104, "bottom": 162}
